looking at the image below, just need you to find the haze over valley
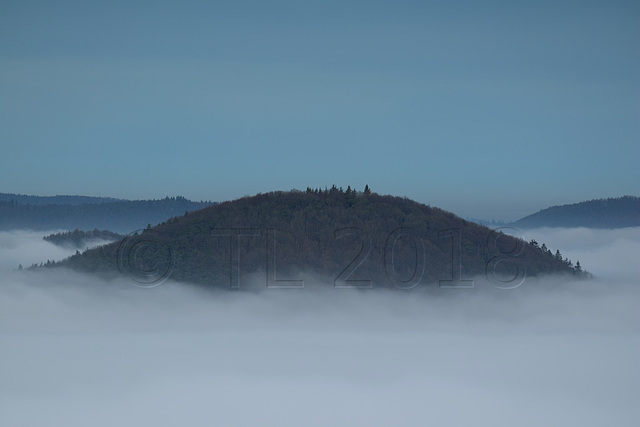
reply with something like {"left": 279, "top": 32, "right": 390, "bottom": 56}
{"left": 1, "top": 192, "right": 639, "bottom": 426}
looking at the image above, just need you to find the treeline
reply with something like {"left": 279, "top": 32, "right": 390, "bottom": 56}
{"left": 304, "top": 184, "right": 372, "bottom": 196}
{"left": 528, "top": 239, "right": 587, "bottom": 276}
{"left": 44, "top": 229, "right": 124, "bottom": 249}
{"left": 52, "top": 188, "right": 588, "bottom": 288}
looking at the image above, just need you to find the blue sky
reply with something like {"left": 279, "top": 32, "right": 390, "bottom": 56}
{"left": 1, "top": 0, "right": 638, "bottom": 220}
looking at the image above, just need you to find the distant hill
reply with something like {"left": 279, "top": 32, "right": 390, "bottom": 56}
{"left": 0, "top": 195, "right": 215, "bottom": 233}
{"left": 54, "top": 187, "right": 585, "bottom": 288}
{"left": 0, "top": 193, "right": 122, "bottom": 205}
{"left": 511, "top": 196, "right": 640, "bottom": 229}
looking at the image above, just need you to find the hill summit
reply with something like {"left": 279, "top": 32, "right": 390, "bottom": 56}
{"left": 55, "top": 187, "right": 585, "bottom": 288}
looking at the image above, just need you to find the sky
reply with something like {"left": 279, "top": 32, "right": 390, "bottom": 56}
{"left": 1, "top": 0, "right": 638, "bottom": 220}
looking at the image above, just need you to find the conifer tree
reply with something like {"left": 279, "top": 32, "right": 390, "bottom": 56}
{"left": 555, "top": 249, "right": 563, "bottom": 261}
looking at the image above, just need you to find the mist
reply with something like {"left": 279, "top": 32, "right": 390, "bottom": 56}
{"left": 521, "top": 226, "right": 640, "bottom": 282}
{"left": 0, "top": 230, "right": 118, "bottom": 272}
{"left": 1, "top": 228, "right": 639, "bottom": 426}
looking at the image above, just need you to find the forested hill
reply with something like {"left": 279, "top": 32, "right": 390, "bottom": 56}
{"left": 0, "top": 195, "right": 215, "bottom": 233}
{"left": 511, "top": 196, "right": 640, "bottom": 229}
{"left": 56, "top": 188, "right": 586, "bottom": 288}
{"left": 44, "top": 229, "right": 125, "bottom": 249}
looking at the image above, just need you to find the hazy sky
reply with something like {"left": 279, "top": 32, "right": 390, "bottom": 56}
{"left": 1, "top": 0, "right": 638, "bottom": 220}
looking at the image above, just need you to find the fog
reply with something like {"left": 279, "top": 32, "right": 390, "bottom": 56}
{"left": 0, "top": 230, "right": 117, "bottom": 271}
{"left": 521, "top": 227, "right": 640, "bottom": 282}
{"left": 1, "top": 228, "right": 639, "bottom": 426}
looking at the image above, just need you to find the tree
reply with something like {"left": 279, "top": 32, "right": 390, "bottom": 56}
{"left": 555, "top": 249, "right": 563, "bottom": 261}
{"left": 575, "top": 261, "right": 582, "bottom": 272}
{"left": 364, "top": 185, "right": 371, "bottom": 195}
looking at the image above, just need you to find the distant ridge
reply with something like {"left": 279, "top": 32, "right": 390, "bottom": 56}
{"left": 0, "top": 194, "right": 215, "bottom": 233}
{"left": 511, "top": 196, "right": 640, "bottom": 229}
{"left": 0, "top": 193, "right": 122, "bottom": 205}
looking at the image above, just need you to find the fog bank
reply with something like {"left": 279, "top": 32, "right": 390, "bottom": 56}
{"left": 0, "top": 228, "right": 638, "bottom": 426}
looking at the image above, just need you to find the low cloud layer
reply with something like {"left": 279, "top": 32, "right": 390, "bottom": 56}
{"left": 522, "top": 226, "right": 640, "bottom": 281}
{"left": 0, "top": 230, "right": 117, "bottom": 272}
{"left": 0, "top": 230, "right": 72, "bottom": 271}
{"left": 1, "top": 228, "right": 639, "bottom": 426}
